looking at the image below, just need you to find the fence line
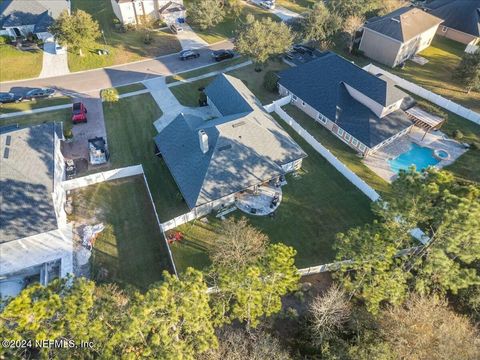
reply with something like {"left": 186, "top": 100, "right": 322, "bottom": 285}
{"left": 363, "top": 64, "right": 480, "bottom": 125}
{"left": 63, "top": 165, "right": 143, "bottom": 191}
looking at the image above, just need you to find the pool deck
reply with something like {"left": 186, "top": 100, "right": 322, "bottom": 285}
{"left": 363, "top": 127, "right": 468, "bottom": 182}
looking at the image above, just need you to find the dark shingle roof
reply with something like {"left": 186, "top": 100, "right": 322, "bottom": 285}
{"left": 0, "top": 123, "right": 58, "bottom": 243}
{"left": 426, "top": 0, "right": 480, "bottom": 37}
{"left": 278, "top": 52, "right": 412, "bottom": 148}
{"left": 364, "top": 6, "right": 443, "bottom": 42}
{"left": 205, "top": 74, "right": 254, "bottom": 116}
{"left": 154, "top": 74, "right": 306, "bottom": 209}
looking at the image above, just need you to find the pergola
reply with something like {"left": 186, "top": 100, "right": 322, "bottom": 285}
{"left": 406, "top": 106, "right": 446, "bottom": 140}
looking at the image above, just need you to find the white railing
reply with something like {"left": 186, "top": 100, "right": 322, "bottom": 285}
{"left": 63, "top": 165, "right": 143, "bottom": 191}
{"left": 363, "top": 64, "right": 480, "bottom": 125}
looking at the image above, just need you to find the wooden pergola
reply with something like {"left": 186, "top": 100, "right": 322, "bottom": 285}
{"left": 406, "top": 106, "right": 446, "bottom": 140}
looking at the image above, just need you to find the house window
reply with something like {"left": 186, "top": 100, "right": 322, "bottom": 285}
{"left": 337, "top": 127, "right": 344, "bottom": 137}
{"left": 351, "top": 138, "right": 359, "bottom": 146}
{"left": 292, "top": 95, "right": 297, "bottom": 101}
{"left": 318, "top": 113, "right": 327, "bottom": 124}
{"left": 344, "top": 133, "right": 351, "bottom": 142}
{"left": 359, "top": 143, "right": 366, "bottom": 152}
{"left": 441, "top": 26, "right": 447, "bottom": 33}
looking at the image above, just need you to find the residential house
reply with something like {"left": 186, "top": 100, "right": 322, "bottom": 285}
{"left": 358, "top": 6, "right": 443, "bottom": 67}
{"left": 0, "top": 123, "right": 72, "bottom": 299}
{"left": 111, "top": 0, "right": 185, "bottom": 25}
{"left": 154, "top": 74, "right": 306, "bottom": 216}
{"left": 278, "top": 52, "right": 414, "bottom": 157}
{"left": 0, "top": 0, "right": 69, "bottom": 41}
{"left": 424, "top": 0, "right": 480, "bottom": 46}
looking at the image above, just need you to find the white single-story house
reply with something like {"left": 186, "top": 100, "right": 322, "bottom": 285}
{"left": 278, "top": 52, "right": 416, "bottom": 157}
{"left": 111, "top": 0, "right": 186, "bottom": 25}
{"left": 358, "top": 6, "right": 443, "bottom": 67}
{"left": 0, "top": 123, "right": 72, "bottom": 299}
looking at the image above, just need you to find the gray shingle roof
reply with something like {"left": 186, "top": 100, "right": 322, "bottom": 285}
{"left": 364, "top": 6, "right": 443, "bottom": 42}
{"left": 426, "top": 0, "right": 480, "bottom": 37}
{"left": 0, "top": 123, "right": 59, "bottom": 243}
{"left": 205, "top": 74, "right": 254, "bottom": 116}
{"left": 154, "top": 74, "right": 306, "bottom": 209}
{"left": 278, "top": 52, "right": 413, "bottom": 148}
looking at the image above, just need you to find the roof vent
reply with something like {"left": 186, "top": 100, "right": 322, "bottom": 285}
{"left": 218, "top": 144, "right": 232, "bottom": 152}
{"left": 390, "top": 18, "right": 400, "bottom": 23}
{"left": 5, "top": 135, "right": 11, "bottom": 146}
{"left": 3, "top": 147, "right": 9, "bottom": 159}
{"left": 198, "top": 129, "right": 209, "bottom": 154}
{"left": 232, "top": 121, "right": 246, "bottom": 128}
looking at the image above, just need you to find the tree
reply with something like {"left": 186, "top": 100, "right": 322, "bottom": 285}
{"left": 309, "top": 284, "right": 351, "bottom": 343}
{"left": 209, "top": 217, "right": 268, "bottom": 269}
{"left": 380, "top": 295, "right": 480, "bottom": 360}
{"left": 377, "top": 0, "right": 407, "bottom": 16}
{"left": 342, "top": 15, "right": 364, "bottom": 53}
{"left": 222, "top": 0, "right": 242, "bottom": 17}
{"left": 263, "top": 70, "right": 279, "bottom": 92}
{"left": 302, "top": 3, "right": 342, "bottom": 49}
{"left": 235, "top": 15, "right": 293, "bottom": 68}
{"left": 454, "top": 50, "right": 480, "bottom": 93}
{"left": 49, "top": 9, "right": 100, "bottom": 56}
{"left": 187, "top": 0, "right": 224, "bottom": 30}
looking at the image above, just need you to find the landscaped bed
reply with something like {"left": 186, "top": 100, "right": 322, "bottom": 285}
{"left": 170, "top": 113, "right": 374, "bottom": 273}
{"left": 70, "top": 175, "right": 173, "bottom": 289}
{"left": 0, "top": 45, "right": 43, "bottom": 82}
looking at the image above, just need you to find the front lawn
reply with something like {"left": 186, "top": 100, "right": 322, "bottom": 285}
{"left": 103, "top": 94, "right": 189, "bottom": 221}
{"left": 69, "top": 0, "right": 181, "bottom": 71}
{"left": 170, "top": 59, "right": 290, "bottom": 106}
{"left": 114, "top": 82, "right": 146, "bottom": 95}
{"left": 71, "top": 176, "right": 173, "bottom": 289}
{"left": 0, "top": 97, "right": 71, "bottom": 114}
{"left": 0, "top": 108, "right": 72, "bottom": 133}
{"left": 170, "top": 113, "right": 375, "bottom": 273}
{"left": 276, "top": 0, "right": 314, "bottom": 13}
{"left": 0, "top": 45, "right": 43, "bottom": 82}
{"left": 185, "top": 2, "right": 280, "bottom": 43}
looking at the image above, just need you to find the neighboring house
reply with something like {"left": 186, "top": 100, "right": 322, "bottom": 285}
{"left": 278, "top": 52, "right": 415, "bottom": 157}
{"left": 424, "top": 0, "right": 480, "bottom": 46}
{"left": 0, "top": 123, "right": 72, "bottom": 299}
{"left": 358, "top": 6, "right": 443, "bottom": 67}
{"left": 111, "top": 0, "right": 186, "bottom": 25}
{"left": 154, "top": 74, "right": 306, "bottom": 216}
{"left": 0, "top": 0, "right": 69, "bottom": 41}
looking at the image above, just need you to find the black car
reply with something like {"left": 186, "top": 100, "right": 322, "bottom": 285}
{"left": 0, "top": 92, "right": 23, "bottom": 104}
{"left": 212, "top": 49, "right": 234, "bottom": 62}
{"left": 292, "top": 44, "right": 313, "bottom": 55}
{"left": 179, "top": 49, "right": 200, "bottom": 60}
{"left": 24, "top": 88, "right": 56, "bottom": 100}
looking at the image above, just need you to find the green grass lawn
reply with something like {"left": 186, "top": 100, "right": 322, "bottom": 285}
{"left": 170, "top": 113, "right": 375, "bottom": 273}
{"left": 282, "top": 105, "right": 391, "bottom": 194}
{"left": 0, "top": 108, "right": 72, "bottom": 134}
{"left": 170, "top": 59, "right": 290, "bottom": 106}
{"left": 0, "top": 45, "right": 43, "bottom": 82}
{"left": 114, "top": 82, "right": 146, "bottom": 95}
{"left": 103, "top": 94, "right": 189, "bottom": 221}
{"left": 69, "top": 0, "right": 181, "bottom": 71}
{"left": 71, "top": 176, "right": 173, "bottom": 290}
{"left": 0, "top": 97, "right": 71, "bottom": 114}
{"left": 276, "top": 0, "right": 315, "bottom": 13}
{"left": 185, "top": 2, "right": 280, "bottom": 43}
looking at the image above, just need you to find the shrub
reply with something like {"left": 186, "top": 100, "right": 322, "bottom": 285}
{"left": 470, "top": 142, "right": 480, "bottom": 150}
{"left": 64, "top": 128, "right": 73, "bottom": 139}
{"left": 101, "top": 88, "right": 119, "bottom": 103}
{"left": 452, "top": 129, "right": 464, "bottom": 140}
{"left": 263, "top": 70, "right": 279, "bottom": 92}
{"left": 0, "top": 35, "right": 10, "bottom": 44}
{"left": 416, "top": 99, "right": 447, "bottom": 119}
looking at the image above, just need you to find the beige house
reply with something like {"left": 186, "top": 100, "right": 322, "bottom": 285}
{"left": 425, "top": 0, "right": 480, "bottom": 46}
{"left": 111, "top": 0, "right": 185, "bottom": 25}
{"left": 358, "top": 7, "right": 443, "bottom": 67}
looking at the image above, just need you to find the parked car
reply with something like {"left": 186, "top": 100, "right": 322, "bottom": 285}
{"left": 72, "top": 102, "right": 87, "bottom": 123}
{"left": 179, "top": 49, "right": 200, "bottom": 60}
{"left": 24, "top": 88, "right": 55, "bottom": 100}
{"left": 55, "top": 42, "right": 66, "bottom": 55}
{"left": 170, "top": 23, "right": 183, "bottom": 34}
{"left": 260, "top": 1, "right": 275, "bottom": 9}
{"left": 212, "top": 49, "right": 234, "bottom": 62}
{"left": 0, "top": 92, "right": 23, "bottom": 104}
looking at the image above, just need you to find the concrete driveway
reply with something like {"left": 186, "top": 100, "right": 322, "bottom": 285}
{"left": 247, "top": 1, "right": 301, "bottom": 22}
{"left": 39, "top": 41, "right": 70, "bottom": 78}
{"left": 176, "top": 24, "right": 209, "bottom": 50}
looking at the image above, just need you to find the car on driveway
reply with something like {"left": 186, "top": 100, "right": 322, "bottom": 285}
{"left": 55, "top": 42, "right": 66, "bottom": 55}
{"left": 24, "top": 88, "right": 55, "bottom": 100}
{"left": 179, "top": 49, "right": 200, "bottom": 60}
{"left": 72, "top": 102, "right": 88, "bottom": 124}
{"left": 212, "top": 49, "right": 235, "bottom": 62}
{"left": 170, "top": 23, "right": 183, "bottom": 34}
{"left": 0, "top": 92, "right": 23, "bottom": 104}
{"left": 260, "top": 1, "right": 275, "bottom": 9}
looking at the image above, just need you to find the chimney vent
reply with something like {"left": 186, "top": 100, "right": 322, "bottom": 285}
{"left": 198, "top": 129, "right": 209, "bottom": 154}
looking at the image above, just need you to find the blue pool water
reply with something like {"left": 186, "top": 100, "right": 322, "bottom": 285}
{"left": 388, "top": 143, "right": 439, "bottom": 174}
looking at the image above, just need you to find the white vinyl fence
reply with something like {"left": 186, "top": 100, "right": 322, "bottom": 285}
{"left": 363, "top": 64, "right": 480, "bottom": 125}
{"left": 161, "top": 210, "right": 199, "bottom": 232}
{"left": 63, "top": 165, "right": 143, "bottom": 191}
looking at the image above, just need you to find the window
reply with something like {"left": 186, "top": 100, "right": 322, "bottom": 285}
{"left": 359, "top": 143, "right": 366, "bottom": 152}
{"left": 292, "top": 95, "right": 297, "bottom": 101}
{"left": 337, "top": 127, "right": 344, "bottom": 137}
{"left": 344, "top": 133, "right": 351, "bottom": 142}
{"left": 318, "top": 113, "right": 327, "bottom": 124}
{"left": 351, "top": 138, "right": 359, "bottom": 146}
{"left": 441, "top": 26, "right": 447, "bottom": 33}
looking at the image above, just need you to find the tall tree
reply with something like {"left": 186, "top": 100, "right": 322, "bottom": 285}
{"left": 187, "top": 0, "right": 224, "bottom": 30}
{"left": 342, "top": 15, "right": 364, "bottom": 53}
{"left": 49, "top": 9, "right": 100, "bottom": 56}
{"left": 235, "top": 15, "right": 293, "bottom": 69}
{"left": 302, "top": 3, "right": 342, "bottom": 49}
{"left": 454, "top": 50, "right": 480, "bottom": 93}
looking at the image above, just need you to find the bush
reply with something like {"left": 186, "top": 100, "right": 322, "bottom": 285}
{"left": 416, "top": 99, "right": 447, "bottom": 119}
{"left": 0, "top": 35, "right": 10, "bottom": 44}
{"left": 452, "top": 129, "right": 464, "bottom": 140}
{"left": 101, "top": 88, "right": 119, "bottom": 103}
{"left": 263, "top": 70, "right": 279, "bottom": 92}
{"left": 470, "top": 142, "right": 480, "bottom": 150}
{"left": 64, "top": 128, "right": 73, "bottom": 139}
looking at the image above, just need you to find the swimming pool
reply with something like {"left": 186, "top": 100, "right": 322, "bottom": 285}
{"left": 388, "top": 143, "right": 439, "bottom": 174}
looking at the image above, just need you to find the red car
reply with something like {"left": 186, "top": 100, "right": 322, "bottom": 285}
{"left": 72, "top": 102, "right": 87, "bottom": 123}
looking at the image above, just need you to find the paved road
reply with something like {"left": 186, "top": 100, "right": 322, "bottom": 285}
{"left": 0, "top": 40, "right": 234, "bottom": 97}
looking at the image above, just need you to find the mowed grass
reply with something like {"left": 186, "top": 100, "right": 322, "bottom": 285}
{"left": 283, "top": 105, "right": 391, "bottom": 194}
{"left": 170, "top": 59, "right": 290, "bottom": 106}
{"left": 170, "top": 113, "right": 375, "bottom": 272}
{"left": 114, "top": 82, "right": 146, "bottom": 95}
{"left": 185, "top": 2, "right": 280, "bottom": 43}
{"left": 0, "top": 108, "right": 72, "bottom": 133}
{"left": 71, "top": 176, "right": 173, "bottom": 290}
{"left": 0, "top": 97, "right": 72, "bottom": 114}
{"left": 0, "top": 45, "right": 42, "bottom": 82}
{"left": 103, "top": 94, "right": 189, "bottom": 221}
{"left": 69, "top": 0, "right": 181, "bottom": 71}
{"left": 276, "top": 0, "right": 315, "bottom": 13}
